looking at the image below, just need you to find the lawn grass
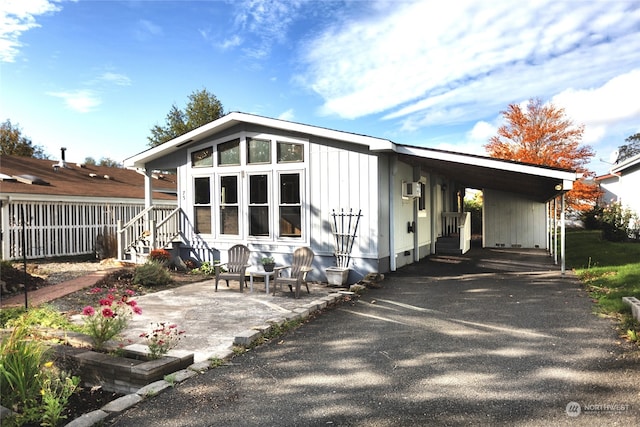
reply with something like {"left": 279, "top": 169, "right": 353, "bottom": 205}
{"left": 567, "top": 230, "right": 640, "bottom": 342}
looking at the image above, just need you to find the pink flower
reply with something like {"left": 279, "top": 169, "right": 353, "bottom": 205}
{"left": 109, "top": 288, "right": 117, "bottom": 293}
{"left": 107, "top": 294, "right": 115, "bottom": 300}
{"left": 127, "top": 300, "right": 137, "bottom": 307}
{"left": 99, "top": 298, "right": 112, "bottom": 306}
{"left": 133, "top": 306, "right": 143, "bottom": 315}
{"left": 102, "top": 307, "right": 114, "bottom": 318}
{"left": 125, "top": 289, "right": 135, "bottom": 296}
{"left": 90, "top": 287, "right": 102, "bottom": 294}
{"left": 169, "top": 324, "right": 177, "bottom": 329}
{"left": 82, "top": 306, "right": 95, "bottom": 316}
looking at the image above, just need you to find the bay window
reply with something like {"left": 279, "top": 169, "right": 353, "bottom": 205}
{"left": 190, "top": 134, "right": 306, "bottom": 241}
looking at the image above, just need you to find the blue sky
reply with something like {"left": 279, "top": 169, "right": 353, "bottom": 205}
{"left": 1, "top": 0, "right": 639, "bottom": 176}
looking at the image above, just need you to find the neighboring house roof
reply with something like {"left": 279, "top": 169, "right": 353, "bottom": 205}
{"left": 124, "top": 111, "right": 576, "bottom": 202}
{"left": 611, "top": 152, "right": 640, "bottom": 175}
{"left": 0, "top": 155, "right": 176, "bottom": 201}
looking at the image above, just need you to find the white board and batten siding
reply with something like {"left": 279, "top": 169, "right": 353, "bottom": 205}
{"left": 309, "top": 141, "right": 381, "bottom": 272}
{"left": 483, "top": 189, "right": 547, "bottom": 249}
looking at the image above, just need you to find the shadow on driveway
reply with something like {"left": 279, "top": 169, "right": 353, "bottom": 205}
{"left": 108, "top": 249, "right": 640, "bottom": 426}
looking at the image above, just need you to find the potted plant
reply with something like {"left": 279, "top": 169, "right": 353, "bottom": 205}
{"left": 261, "top": 256, "right": 276, "bottom": 272}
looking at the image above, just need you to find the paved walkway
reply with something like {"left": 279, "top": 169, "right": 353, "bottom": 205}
{"left": 1, "top": 270, "right": 114, "bottom": 308}
{"left": 106, "top": 249, "right": 640, "bottom": 426}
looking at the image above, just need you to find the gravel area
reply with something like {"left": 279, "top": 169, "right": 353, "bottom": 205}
{"left": 8, "top": 258, "right": 125, "bottom": 285}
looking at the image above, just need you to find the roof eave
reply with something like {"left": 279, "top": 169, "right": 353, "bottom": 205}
{"left": 124, "top": 112, "right": 395, "bottom": 168}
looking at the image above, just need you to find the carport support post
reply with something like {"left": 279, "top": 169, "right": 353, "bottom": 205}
{"left": 560, "top": 193, "right": 566, "bottom": 274}
{"left": 553, "top": 197, "right": 558, "bottom": 265}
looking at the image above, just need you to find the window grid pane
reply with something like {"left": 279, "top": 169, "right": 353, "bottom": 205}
{"left": 218, "top": 139, "right": 240, "bottom": 166}
{"left": 279, "top": 173, "right": 301, "bottom": 237}
{"left": 194, "top": 177, "right": 211, "bottom": 234}
{"left": 249, "top": 174, "right": 269, "bottom": 236}
{"left": 277, "top": 142, "right": 304, "bottom": 163}
{"left": 191, "top": 147, "right": 213, "bottom": 167}
{"left": 247, "top": 138, "right": 271, "bottom": 164}
{"left": 220, "top": 175, "right": 239, "bottom": 235}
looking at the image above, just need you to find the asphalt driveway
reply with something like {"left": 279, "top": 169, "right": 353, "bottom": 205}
{"left": 107, "top": 249, "right": 640, "bottom": 426}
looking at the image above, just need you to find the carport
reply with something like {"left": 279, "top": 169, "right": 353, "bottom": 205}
{"left": 393, "top": 144, "right": 577, "bottom": 272}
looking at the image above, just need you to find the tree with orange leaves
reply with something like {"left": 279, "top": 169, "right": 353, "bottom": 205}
{"left": 484, "top": 98, "right": 600, "bottom": 211}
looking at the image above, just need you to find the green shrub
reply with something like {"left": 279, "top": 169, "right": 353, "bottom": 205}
{"left": 0, "top": 307, "right": 26, "bottom": 328}
{"left": 5, "top": 305, "right": 76, "bottom": 331}
{"left": 190, "top": 260, "right": 219, "bottom": 275}
{"left": 134, "top": 261, "right": 172, "bottom": 286}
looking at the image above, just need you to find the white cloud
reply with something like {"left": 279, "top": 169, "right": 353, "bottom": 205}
{"left": 47, "top": 89, "right": 101, "bottom": 113}
{"left": 229, "top": 0, "right": 305, "bottom": 58}
{"left": 552, "top": 69, "right": 640, "bottom": 126}
{"left": 134, "top": 19, "right": 162, "bottom": 42}
{"left": 297, "top": 0, "right": 640, "bottom": 132}
{"left": 100, "top": 72, "right": 132, "bottom": 86}
{"left": 0, "top": 0, "right": 63, "bottom": 62}
{"left": 278, "top": 109, "right": 294, "bottom": 121}
{"left": 220, "top": 34, "right": 242, "bottom": 50}
{"left": 550, "top": 69, "right": 640, "bottom": 152}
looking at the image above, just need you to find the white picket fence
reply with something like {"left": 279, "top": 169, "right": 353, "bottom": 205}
{"left": 1, "top": 200, "right": 173, "bottom": 260}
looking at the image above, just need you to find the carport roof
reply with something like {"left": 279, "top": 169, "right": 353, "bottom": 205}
{"left": 124, "top": 111, "right": 576, "bottom": 203}
{"left": 394, "top": 145, "right": 576, "bottom": 203}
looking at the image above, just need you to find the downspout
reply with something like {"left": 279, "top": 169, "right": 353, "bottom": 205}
{"left": 389, "top": 156, "right": 397, "bottom": 271}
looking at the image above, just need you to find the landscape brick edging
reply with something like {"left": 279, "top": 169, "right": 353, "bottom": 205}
{"left": 622, "top": 296, "right": 640, "bottom": 321}
{"left": 64, "top": 292, "right": 346, "bottom": 427}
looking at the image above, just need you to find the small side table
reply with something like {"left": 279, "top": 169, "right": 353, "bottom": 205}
{"left": 249, "top": 269, "right": 276, "bottom": 294}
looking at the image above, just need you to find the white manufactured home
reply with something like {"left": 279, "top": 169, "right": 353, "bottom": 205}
{"left": 123, "top": 112, "right": 577, "bottom": 282}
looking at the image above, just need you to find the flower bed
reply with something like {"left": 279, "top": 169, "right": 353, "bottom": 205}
{"left": 53, "top": 341, "right": 193, "bottom": 395}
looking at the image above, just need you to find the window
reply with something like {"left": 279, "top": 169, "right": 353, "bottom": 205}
{"left": 191, "top": 147, "right": 213, "bottom": 168}
{"left": 219, "top": 175, "right": 239, "bottom": 235}
{"left": 218, "top": 139, "right": 240, "bottom": 166}
{"left": 247, "top": 138, "right": 271, "bottom": 164}
{"left": 419, "top": 182, "right": 426, "bottom": 211}
{"left": 194, "top": 177, "right": 211, "bottom": 234}
{"left": 277, "top": 141, "right": 304, "bottom": 163}
{"left": 192, "top": 133, "right": 307, "bottom": 240}
{"left": 248, "top": 174, "right": 269, "bottom": 236}
{"left": 279, "top": 173, "right": 301, "bottom": 237}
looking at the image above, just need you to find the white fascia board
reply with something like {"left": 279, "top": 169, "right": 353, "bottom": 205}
{"left": 396, "top": 145, "right": 577, "bottom": 181}
{"left": 611, "top": 152, "right": 640, "bottom": 174}
{"left": 124, "top": 112, "right": 395, "bottom": 168}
